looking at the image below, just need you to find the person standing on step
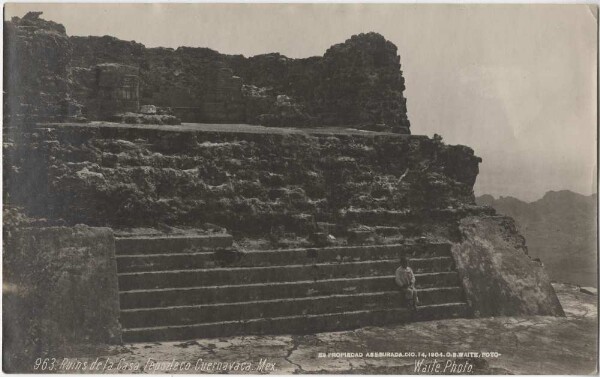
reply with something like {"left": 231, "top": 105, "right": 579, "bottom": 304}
{"left": 395, "top": 256, "right": 419, "bottom": 310}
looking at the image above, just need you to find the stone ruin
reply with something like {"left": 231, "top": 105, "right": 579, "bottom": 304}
{"left": 5, "top": 12, "right": 411, "bottom": 132}
{"left": 3, "top": 12, "right": 84, "bottom": 124}
{"left": 3, "top": 12, "right": 564, "bottom": 354}
{"left": 91, "top": 63, "right": 140, "bottom": 117}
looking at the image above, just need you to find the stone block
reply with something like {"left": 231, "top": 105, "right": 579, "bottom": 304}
{"left": 451, "top": 216, "right": 565, "bottom": 317}
{"left": 347, "top": 229, "right": 375, "bottom": 245}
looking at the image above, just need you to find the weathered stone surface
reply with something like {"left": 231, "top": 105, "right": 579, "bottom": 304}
{"left": 315, "top": 33, "right": 411, "bottom": 132}
{"left": 5, "top": 14, "right": 412, "bottom": 131}
{"left": 69, "top": 38, "right": 249, "bottom": 123}
{"left": 3, "top": 12, "right": 84, "bottom": 126}
{"left": 451, "top": 215, "right": 565, "bottom": 317}
{"left": 228, "top": 33, "right": 411, "bottom": 131}
{"left": 140, "top": 104, "right": 157, "bottom": 114}
{"left": 65, "top": 24, "right": 411, "bottom": 130}
{"left": 243, "top": 88, "right": 315, "bottom": 128}
{"left": 3, "top": 225, "right": 121, "bottom": 371}
{"left": 16, "top": 123, "right": 480, "bottom": 238}
{"left": 92, "top": 63, "right": 140, "bottom": 118}
{"left": 118, "top": 112, "right": 181, "bottom": 125}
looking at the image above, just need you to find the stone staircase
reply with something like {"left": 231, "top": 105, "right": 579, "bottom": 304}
{"left": 115, "top": 235, "right": 469, "bottom": 343}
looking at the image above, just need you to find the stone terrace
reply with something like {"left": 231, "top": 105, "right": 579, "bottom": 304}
{"left": 4, "top": 121, "right": 487, "bottom": 342}
{"left": 12, "top": 121, "right": 483, "bottom": 239}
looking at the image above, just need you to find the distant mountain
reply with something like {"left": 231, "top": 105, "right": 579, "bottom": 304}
{"left": 476, "top": 190, "right": 597, "bottom": 287}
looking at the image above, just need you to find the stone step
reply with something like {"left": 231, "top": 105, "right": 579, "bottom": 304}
{"left": 115, "top": 234, "right": 233, "bottom": 255}
{"left": 119, "top": 273, "right": 461, "bottom": 309}
{"left": 341, "top": 210, "right": 414, "bottom": 226}
{"left": 121, "top": 303, "right": 469, "bottom": 343}
{"left": 117, "top": 257, "right": 455, "bottom": 291}
{"left": 121, "top": 291, "right": 398, "bottom": 328}
{"left": 373, "top": 226, "right": 404, "bottom": 236}
{"left": 341, "top": 209, "right": 482, "bottom": 227}
{"left": 116, "top": 243, "right": 452, "bottom": 273}
{"left": 120, "top": 288, "right": 464, "bottom": 328}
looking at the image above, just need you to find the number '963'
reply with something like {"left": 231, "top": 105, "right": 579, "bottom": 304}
{"left": 34, "top": 358, "right": 58, "bottom": 371}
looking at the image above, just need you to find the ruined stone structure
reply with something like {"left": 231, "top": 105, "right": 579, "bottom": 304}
{"left": 95, "top": 64, "right": 140, "bottom": 116}
{"left": 75, "top": 63, "right": 141, "bottom": 119}
{"left": 3, "top": 13, "right": 563, "bottom": 349}
{"left": 3, "top": 13, "right": 84, "bottom": 125}
{"left": 5, "top": 120, "right": 565, "bottom": 343}
{"left": 5, "top": 13, "right": 410, "bottom": 131}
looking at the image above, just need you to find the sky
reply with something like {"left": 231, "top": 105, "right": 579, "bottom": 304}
{"left": 5, "top": 3, "right": 598, "bottom": 202}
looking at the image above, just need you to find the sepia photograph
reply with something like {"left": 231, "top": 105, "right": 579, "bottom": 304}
{"left": 2, "top": 3, "right": 598, "bottom": 374}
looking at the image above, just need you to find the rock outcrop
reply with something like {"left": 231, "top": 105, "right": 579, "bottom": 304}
{"left": 451, "top": 216, "right": 565, "bottom": 317}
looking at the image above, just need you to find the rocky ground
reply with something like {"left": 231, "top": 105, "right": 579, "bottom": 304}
{"left": 56, "top": 283, "right": 597, "bottom": 374}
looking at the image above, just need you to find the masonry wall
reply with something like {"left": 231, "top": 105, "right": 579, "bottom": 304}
{"left": 3, "top": 13, "right": 83, "bottom": 126}
{"left": 5, "top": 14, "right": 412, "bottom": 131}
{"left": 69, "top": 33, "right": 411, "bottom": 131}
{"left": 11, "top": 123, "right": 482, "bottom": 239}
{"left": 3, "top": 226, "right": 121, "bottom": 372}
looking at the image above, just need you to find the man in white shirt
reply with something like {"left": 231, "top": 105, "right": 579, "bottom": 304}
{"left": 395, "top": 256, "right": 419, "bottom": 310}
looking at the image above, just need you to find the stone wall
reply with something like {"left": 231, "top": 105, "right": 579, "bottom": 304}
{"left": 68, "top": 30, "right": 411, "bottom": 131}
{"left": 451, "top": 216, "right": 565, "bottom": 317}
{"left": 3, "top": 226, "right": 121, "bottom": 371}
{"left": 12, "top": 123, "right": 481, "bottom": 239}
{"left": 92, "top": 63, "right": 140, "bottom": 119}
{"left": 226, "top": 33, "right": 411, "bottom": 132}
{"left": 5, "top": 14, "right": 411, "bottom": 131}
{"left": 3, "top": 12, "right": 83, "bottom": 127}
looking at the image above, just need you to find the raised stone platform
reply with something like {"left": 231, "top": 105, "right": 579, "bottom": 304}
{"left": 13, "top": 121, "right": 480, "bottom": 237}
{"left": 5, "top": 120, "right": 564, "bottom": 346}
